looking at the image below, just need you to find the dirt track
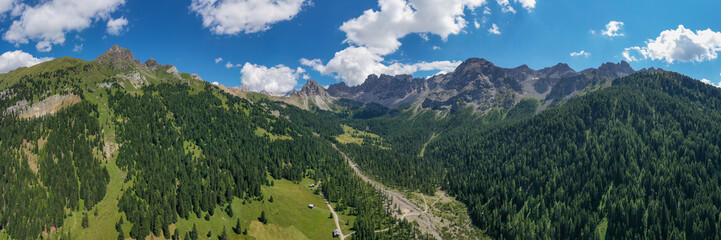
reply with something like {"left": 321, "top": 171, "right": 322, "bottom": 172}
{"left": 332, "top": 144, "right": 443, "bottom": 240}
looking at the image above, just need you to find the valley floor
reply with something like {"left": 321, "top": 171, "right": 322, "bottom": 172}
{"left": 332, "top": 144, "right": 486, "bottom": 240}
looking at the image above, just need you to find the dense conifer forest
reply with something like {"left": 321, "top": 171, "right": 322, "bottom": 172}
{"left": 0, "top": 60, "right": 427, "bottom": 239}
{"left": 4, "top": 52, "right": 721, "bottom": 240}
{"left": 428, "top": 72, "right": 721, "bottom": 239}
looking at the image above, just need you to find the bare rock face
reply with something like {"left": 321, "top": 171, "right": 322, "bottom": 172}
{"left": 190, "top": 74, "right": 203, "bottom": 81}
{"left": 298, "top": 79, "right": 329, "bottom": 97}
{"left": 144, "top": 58, "right": 161, "bottom": 70}
{"left": 233, "top": 86, "right": 249, "bottom": 91}
{"left": 93, "top": 45, "right": 140, "bottom": 71}
{"left": 116, "top": 71, "right": 147, "bottom": 89}
{"left": 166, "top": 66, "right": 179, "bottom": 74}
{"left": 327, "top": 58, "right": 637, "bottom": 112}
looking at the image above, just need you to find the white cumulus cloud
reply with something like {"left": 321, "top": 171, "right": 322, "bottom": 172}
{"left": 623, "top": 25, "right": 721, "bottom": 63}
{"left": 0, "top": 50, "right": 53, "bottom": 73}
{"left": 225, "top": 61, "right": 243, "bottom": 68}
{"left": 0, "top": 0, "right": 17, "bottom": 14}
{"left": 515, "top": 0, "right": 535, "bottom": 11}
{"left": 106, "top": 17, "right": 128, "bottom": 36}
{"left": 701, "top": 79, "right": 721, "bottom": 88}
{"left": 602, "top": 21, "right": 624, "bottom": 38}
{"left": 215, "top": 57, "right": 223, "bottom": 63}
{"left": 301, "top": 47, "right": 461, "bottom": 86}
{"left": 300, "top": 0, "right": 485, "bottom": 86}
{"left": 240, "top": 63, "right": 303, "bottom": 93}
{"left": 488, "top": 23, "right": 500, "bottom": 35}
{"left": 3, "top": 0, "right": 126, "bottom": 52}
{"left": 190, "top": 0, "right": 309, "bottom": 35}
{"left": 497, "top": 0, "right": 515, "bottom": 13}
{"left": 570, "top": 50, "right": 590, "bottom": 57}
{"left": 339, "top": 0, "right": 485, "bottom": 55}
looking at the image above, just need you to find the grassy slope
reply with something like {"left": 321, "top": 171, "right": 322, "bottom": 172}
{"left": 335, "top": 125, "right": 385, "bottom": 147}
{"left": 169, "top": 178, "right": 347, "bottom": 240}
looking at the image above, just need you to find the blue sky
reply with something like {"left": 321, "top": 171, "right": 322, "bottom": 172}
{"left": 1, "top": 0, "right": 720, "bottom": 92}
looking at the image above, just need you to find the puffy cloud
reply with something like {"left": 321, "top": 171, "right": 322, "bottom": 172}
{"left": 601, "top": 21, "right": 624, "bottom": 38}
{"left": 240, "top": 63, "right": 303, "bottom": 93}
{"left": 215, "top": 57, "right": 223, "bottom": 63}
{"left": 488, "top": 23, "right": 500, "bottom": 35}
{"left": 3, "top": 0, "right": 126, "bottom": 52}
{"left": 623, "top": 25, "right": 721, "bottom": 63}
{"left": 570, "top": 50, "right": 590, "bottom": 57}
{"left": 497, "top": 0, "right": 534, "bottom": 13}
{"left": 0, "top": 50, "right": 53, "bottom": 73}
{"left": 301, "top": 46, "right": 461, "bottom": 86}
{"left": 483, "top": 6, "right": 491, "bottom": 15}
{"left": 497, "top": 0, "right": 515, "bottom": 13}
{"left": 0, "top": 0, "right": 16, "bottom": 14}
{"left": 474, "top": 20, "right": 480, "bottom": 29}
{"left": 301, "top": 0, "right": 483, "bottom": 86}
{"left": 339, "top": 0, "right": 485, "bottom": 55}
{"left": 225, "top": 61, "right": 242, "bottom": 68}
{"left": 190, "top": 0, "right": 309, "bottom": 35}
{"left": 701, "top": 79, "right": 721, "bottom": 88}
{"left": 515, "top": 0, "right": 535, "bottom": 11}
{"left": 73, "top": 44, "right": 83, "bottom": 52}
{"left": 106, "top": 17, "right": 128, "bottom": 36}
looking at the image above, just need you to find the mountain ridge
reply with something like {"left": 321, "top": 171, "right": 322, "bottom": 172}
{"left": 323, "top": 58, "right": 638, "bottom": 112}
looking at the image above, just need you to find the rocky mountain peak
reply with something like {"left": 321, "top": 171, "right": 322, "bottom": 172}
{"left": 549, "top": 63, "right": 573, "bottom": 72}
{"left": 455, "top": 58, "right": 494, "bottom": 72}
{"left": 299, "top": 79, "right": 329, "bottom": 97}
{"left": 539, "top": 63, "right": 577, "bottom": 78}
{"left": 93, "top": 45, "right": 140, "bottom": 71}
{"left": 327, "top": 82, "right": 350, "bottom": 95}
{"left": 145, "top": 58, "right": 161, "bottom": 69}
{"left": 599, "top": 61, "right": 635, "bottom": 75}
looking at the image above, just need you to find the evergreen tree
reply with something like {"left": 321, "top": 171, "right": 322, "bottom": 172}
{"left": 218, "top": 227, "right": 228, "bottom": 240}
{"left": 233, "top": 219, "right": 242, "bottom": 234}
{"left": 190, "top": 224, "right": 198, "bottom": 240}
{"left": 81, "top": 213, "right": 89, "bottom": 228}
{"left": 259, "top": 211, "right": 267, "bottom": 224}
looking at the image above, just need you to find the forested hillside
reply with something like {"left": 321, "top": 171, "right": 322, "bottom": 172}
{"left": 4, "top": 44, "right": 721, "bottom": 240}
{"left": 0, "top": 49, "right": 429, "bottom": 240}
{"left": 426, "top": 71, "right": 721, "bottom": 239}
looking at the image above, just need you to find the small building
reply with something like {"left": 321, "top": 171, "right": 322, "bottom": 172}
{"left": 309, "top": 184, "right": 316, "bottom": 188}
{"left": 333, "top": 229, "right": 341, "bottom": 238}
{"left": 308, "top": 204, "right": 315, "bottom": 209}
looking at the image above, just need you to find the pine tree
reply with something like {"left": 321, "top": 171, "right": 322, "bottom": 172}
{"left": 259, "top": 211, "right": 267, "bottom": 224}
{"left": 233, "top": 218, "right": 242, "bottom": 234}
{"left": 81, "top": 213, "right": 89, "bottom": 228}
{"left": 225, "top": 205, "right": 233, "bottom": 218}
{"left": 190, "top": 224, "right": 198, "bottom": 240}
{"left": 218, "top": 227, "right": 228, "bottom": 240}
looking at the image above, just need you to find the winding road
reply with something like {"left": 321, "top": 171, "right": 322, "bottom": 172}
{"left": 331, "top": 144, "right": 443, "bottom": 240}
{"left": 320, "top": 189, "right": 351, "bottom": 240}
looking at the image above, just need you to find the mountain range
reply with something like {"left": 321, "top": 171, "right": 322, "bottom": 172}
{"left": 276, "top": 58, "right": 644, "bottom": 114}
{"left": 3, "top": 45, "right": 721, "bottom": 240}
